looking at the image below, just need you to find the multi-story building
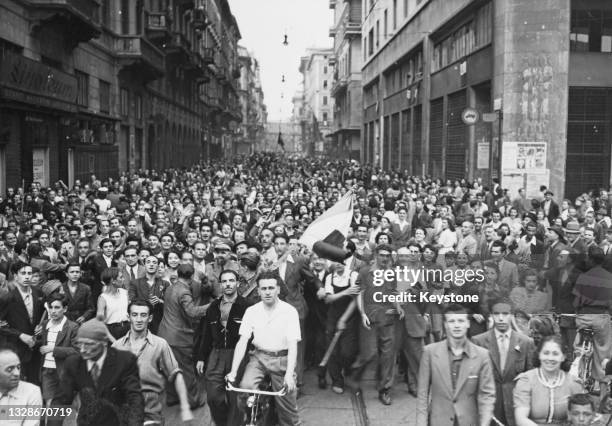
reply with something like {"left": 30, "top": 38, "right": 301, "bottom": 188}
{"left": 237, "top": 45, "right": 266, "bottom": 156}
{"left": 329, "top": 0, "right": 363, "bottom": 160}
{"left": 0, "top": 0, "right": 242, "bottom": 193}
{"left": 298, "top": 48, "right": 334, "bottom": 156}
{"left": 361, "top": 0, "right": 612, "bottom": 200}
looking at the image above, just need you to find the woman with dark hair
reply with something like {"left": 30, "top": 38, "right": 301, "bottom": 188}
{"left": 96, "top": 267, "right": 129, "bottom": 341}
{"left": 513, "top": 335, "right": 583, "bottom": 426}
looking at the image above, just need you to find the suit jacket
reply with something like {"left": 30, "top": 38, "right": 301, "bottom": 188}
{"left": 121, "top": 264, "right": 145, "bottom": 286}
{"left": 128, "top": 276, "right": 169, "bottom": 333}
{"left": 0, "top": 286, "right": 45, "bottom": 362}
{"left": 158, "top": 279, "right": 208, "bottom": 347}
{"left": 472, "top": 330, "right": 534, "bottom": 426}
{"left": 544, "top": 200, "right": 560, "bottom": 223}
{"left": 274, "top": 254, "right": 321, "bottom": 320}
{"left": 62, "top": 281, "right": 96, "bottom": 322}
{"left": 39, "top": 318, "right": 79, "bottom": 380}
{"left": 87, "top": 254, "right": 117, "bottom": 299}
{"left": 50, "top": 347, "right": 144, "bottom": 426}
{"left": 497, "top": 259, "right": 519, "bottom": 292}
{"left": 417, "top": 339, "right": 496, "bottom": 426}
{"left": 391, "top": 222, "right": 412, "bottom": 249}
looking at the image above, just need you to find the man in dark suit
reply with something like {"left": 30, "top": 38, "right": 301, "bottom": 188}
{"left": 49, "top": 319, "right": 144, "bottom": 426}
{"left": 128, "top": 255, "right": 169, "bottom": 334}
{"left": 86, "top": 238, "right": 117, "bottom": 300}
{"left": 472, "top": 298, "right": 534, "bottom": 426}
{"left": 417, "top": 304, "right": 495, "bottom": 426}
{"left": 272, "top": 233, "right": 321, "bottom": 388}
{"left": 120, "top": 246, "right": 145, "bottom": 287}
{"left": 63, "top": 262, "right": 95, "bottom": 324}
{"left": 543, "top": 190, "right": 560, "bottom": 223}
{"left": 0, "top": 261, "right": 45, "bottom": 384}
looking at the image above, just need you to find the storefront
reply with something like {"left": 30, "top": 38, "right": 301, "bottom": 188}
{"left": 0, "top": 51, "right": 77, "bottom": 191}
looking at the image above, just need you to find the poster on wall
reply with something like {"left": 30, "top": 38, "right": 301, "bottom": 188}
{"left": 525, "top": 170, "right": 550, "bottom": 199}
{"left": 502, "top": 142, "right": 547, "bottom": 173}
{"left": 32, "top": 148, "right": 48, "bottom": 186}
{"left": 502, "top": 173, "right": 525, "bottom": 198}
{"left": 477, "top": 142, "right": 490, "bottom": 169}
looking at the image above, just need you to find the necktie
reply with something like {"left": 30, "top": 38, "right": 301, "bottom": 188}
{"left": 130, "top": 267, "right": 136, "bottom": 281}
{"left": 23, "top": 293, "right": 33, "bottom": 323}
{"left": 90, "top": 363, "right": 100, "bottom": 385}
{"left": 499, "top": 334, "right": 508, "bottom": 371}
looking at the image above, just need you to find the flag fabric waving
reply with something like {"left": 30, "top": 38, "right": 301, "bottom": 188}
{"left": 277, "top": 132, "right": 285, "bottom": 150}
{"left": 299, "top": 191, "right": 353, "bottom": 250}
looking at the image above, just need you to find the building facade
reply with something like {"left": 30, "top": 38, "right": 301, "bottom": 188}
{"left": 329, "top": 0, "right": 363, "bottom": 161}
{"left": 298, "top": 48, "right": 335, "bottom": 156}
{"left": 237, "top": 45, "right": 266, "bottom": 156}
{"left": 264, "top": 121, "right": 301, "bottom": 154}
{"left": 0, "top": 0, "right": 245, "bottom": 193}
{"left": 361, "top": 0, "right": 612, "bottom": 201}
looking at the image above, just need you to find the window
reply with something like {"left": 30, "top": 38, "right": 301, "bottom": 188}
{"left": 393, "top": 0, "right": 397, "bottom": 29}
{"left": 323, "top": 112, "right": 328, "bottom": 122}
{"left": 376, "top": 20, "right": 380, "bottom": 48}
{"left": 404, "top": 0, "right": 409, "bottom": 17}
{"left": 384, "top": 10, "right": 388, "bottom": 39}
{"left": 99, "top": 80, "right": 110, "bottom": 114}
{"left": 368, "top": 28, "right": 374, "bottom": 55}
{"left": 120, "top": 88, "right": 129, "bottom": 117}
{"left": 323, "top": 80, "right": 328, "bottom": 89}
{"left": 76, "top": 71, "right": 89, "bottom": 107}
{"left": 323, "top": 96, "right": 328, "bottom": 106}
{"left": 431, "top": 2, "right": 491, "bottom": 72}
{"left": 101, "top": 0, "right": 110, "bottom": 28}
{"left": 135, "top": 94, "right": 142, "bottom": 120}
{"left": 324, "top": 66, "right": 328, "bottom": 74}
{"left": 570, "top": 6, "right": 612, "bottom": 52}
{"left": 120, "top": 0, "right": 130, "bottom": 34}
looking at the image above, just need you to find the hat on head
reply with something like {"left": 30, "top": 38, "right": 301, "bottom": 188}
{"left": 545, "top": 190, "right": 554, "bottom": 196}
{"left": 548, "top": 225, "right": 565, "bottom": 239}
{"left": 84, "top": 220, "right": 96, "bottom": 227}
{"left": 98, "top": 187, "right": 108, "bottom": 193}
{"left": 41, "top": 279, "right": 62, "bottom": 297}
{"left": 214, "top": 239, "right": 231, "bottom": 251}
{"left": 77, "top": 319, "right": 108, "bottom": 342}
{"left": 597, "top": 208, "right": 607, "bottom": 215}
{"left": 565, "top": 221, "right": 581, "bottom": 234}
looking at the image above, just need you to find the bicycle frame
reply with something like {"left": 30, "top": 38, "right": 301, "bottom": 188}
{"left": 226, "top": 381, "right": 286, "bottom": 426}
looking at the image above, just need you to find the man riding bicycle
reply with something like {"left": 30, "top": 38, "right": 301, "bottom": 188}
{"left": 226, "top": 270, "right": 302, "bottom": 425}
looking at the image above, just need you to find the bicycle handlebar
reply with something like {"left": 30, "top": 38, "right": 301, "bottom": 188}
{"left": 226, "top": 380, "right": 287, "bottom": 396}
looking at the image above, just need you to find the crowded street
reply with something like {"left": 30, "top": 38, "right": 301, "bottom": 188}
{"left": 3, "top": 0, "right": 612, "bottom": 426}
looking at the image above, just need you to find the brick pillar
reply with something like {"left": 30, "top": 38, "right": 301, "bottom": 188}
{"left": 493, "top": 0, "right": 570, "bottom": 199}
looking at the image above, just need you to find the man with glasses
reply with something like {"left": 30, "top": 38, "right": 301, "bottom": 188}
{"left": 50, "top": 319, "right": 144, "bottom": 426}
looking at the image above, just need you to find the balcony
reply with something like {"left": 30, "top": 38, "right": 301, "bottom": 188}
{"left": 201, "top": 47, "right": 215, "bottom": 65}
{"left": 331, "top": 76, "right": 348, "bottom": 97}
{"left": 192, "top": 8, "right": 206, "bottom": 30}
{"left": 165, "top": 32, "right": 191, "bottom": 65}
{"left": 345, "top": 21, "right": 361, "bottom": 36}
{"left": 29, "top": 0, "right": 101, "bottom": 46}
{"left": 329, "top": 26, "right": 337, "bottom": 38}
{"left": 114, "top": 36, "right": 165, "bottom": 82}
{"left": 184, "top": 52, "right": 206, "bottom": 79}
{"left": 145, "top": 11, "right": 172, "bottom": 43}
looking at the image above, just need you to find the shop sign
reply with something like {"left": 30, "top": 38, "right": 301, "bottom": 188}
{"left": 0, "top": 51, "right": 77, "bottom": 112}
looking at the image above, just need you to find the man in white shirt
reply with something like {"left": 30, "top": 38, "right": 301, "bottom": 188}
{"left": 0, "top": 348, "right": 42, "bottom": 426}
{"left": 227, "top": 271, "right": 301, "bottom": 426}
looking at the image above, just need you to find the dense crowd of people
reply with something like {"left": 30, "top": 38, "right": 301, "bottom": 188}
{"left": 0, "top": 152, "right": 611, "bottom": 425}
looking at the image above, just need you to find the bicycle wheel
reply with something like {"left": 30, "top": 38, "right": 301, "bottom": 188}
{"left": 579, "top": 355, "right": 595, "bottom": 394}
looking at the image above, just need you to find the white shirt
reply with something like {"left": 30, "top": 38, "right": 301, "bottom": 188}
{"left": 103, "top": 254, "right": 113, "bottom": 268}
{"left": 278, "top": 254, "right": 294, "bottom": 282}
{"left": 239, "top": 300, "right": 301, "bottom": 351}
{"left": 87, "top": 348, "right": 107, "bottom": 377}
{"left": 43, "top": 316, "right": 67, "bottom": 369}
{"left": 0, "top": 381, "right": 42, "bottom": 426}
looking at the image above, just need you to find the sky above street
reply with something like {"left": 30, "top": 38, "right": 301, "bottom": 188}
{"left": 230, "top": 0, "right": 333, "bottom": 122}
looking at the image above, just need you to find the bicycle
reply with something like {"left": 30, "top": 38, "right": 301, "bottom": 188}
{"left": 570, "top": 326, "right": 596, "bottom": 394}
{"left": 226, "top": 379, "right": 286, "bottom": 426}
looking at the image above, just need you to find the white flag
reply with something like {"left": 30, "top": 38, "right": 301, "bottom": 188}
{"left": 299, "top": 191, "right": 353, "bottom": 250}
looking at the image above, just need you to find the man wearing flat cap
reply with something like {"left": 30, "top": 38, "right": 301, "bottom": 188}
{"left": 205, "top": 239, "right": 239, "bottom": 299}
{"left": 50, "top": 319, "right": 144, "bottom": 426}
